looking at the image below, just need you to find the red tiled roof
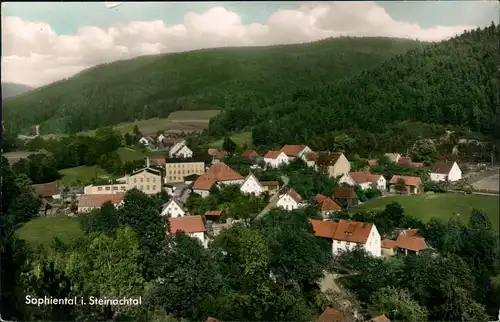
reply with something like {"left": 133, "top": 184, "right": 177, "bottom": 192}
{"left": 281, "top": 144, "right": 306, "bottom": 157}
{"left": 319, "top": 198, "right": 342, "bottom": 212}
{"left": 214, "top": 152, "right": 226, "bottom": 160}
{"left": 370, "top": 315, "right": 391, "bottom": 322}
{"left": 31, "top": 181, "right": 58, "bottom": 197}
{"left": 389, "top": 175, "right": 421, "bottom": 186}
{"left": 402, "top": 229, "right": 421, "bottom": 238}
{"left": 260, "top": 181, "right": 279, "bottom": 187}
{"left": 367, "top": 159, "right": 377, "bottom": 166}
{"left": 208, "top": 148, "right": 219, "bottom": 156}
{"left": 78, "top": 193, "right": 124, "bottom": 208}
{"left": 192, "top": 176, "right": 217, "bottom": 190}
{"left": 286, "top": 188, "right": 303, "bottom": 203}
{"left": 169, "top": 215, "right": 205, "bottom": 234}
{"left": 431, "top": 161, "right": 456, "bottom": 174}
{"left": 333, "top": 187, "right": 357, "bottom": 199}
{"left": 264, "top": 150, "right": 283, "bottom": 159}
{"left": 193, "top": 163, "right": 243, "bottom": 190}
{"left": 303, "top": 152, "right": 318, "bottom": 162}
{"left": 310, "top": 219, "right": 373, "bottom": 244}
{"left": 205, "top": 210, "right": 222, "bottom": 216}
{"left": 348, "top": 172, "right": 382, "bottom": 184}
{"left": 315, "top": 194, "right": 328, "bottom": 203}
{"left": 317, "top": 307, "right": 354, "bottom": 322}
{"left": 397, "top": 157, "right": 412, "bottom": 165}
{"left": 242, "top": 150, "right": 258, "bottom": 158}
{"left": 395, "top": 234, "right": 427, "bottom": 252}
{"left": 381, "top": 239, "right": 397, "bottom": 249}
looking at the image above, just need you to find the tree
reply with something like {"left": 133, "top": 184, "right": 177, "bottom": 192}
{"left": 369, "top": 286, "right": 428, "bottom": 322}
{"left": 81, "top": 202, "right": 120, "bottom": 235}
{"left": 124, "top": 132, "right": 134, "bottom": 146}
{"left": 222, "top": 137, "right": 237, "bottom": 154}
{"left": 394, "top": 178, "right": 407, "bottom": 194}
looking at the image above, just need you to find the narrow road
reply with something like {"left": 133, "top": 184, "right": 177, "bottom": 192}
{"left": 255, "top": 175, "right": 289, "bottom": 220}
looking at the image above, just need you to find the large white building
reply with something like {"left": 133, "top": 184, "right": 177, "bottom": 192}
{"left": 430, "top": 161, "right": 462, "bottom": 182}
{"left": 84, "top": 167, "right": 162, "bottom": 196}
{"left": 240, "top": 173, "right": 263, "bottom": 196}
{"left": 263, "top": 150, "right": 289, "bottom": 168}
{"left": 276, "top": 188, "right": 304, "bottom": 211}
{"left": 310, "top": 219, "right": 381, "bottom": 257}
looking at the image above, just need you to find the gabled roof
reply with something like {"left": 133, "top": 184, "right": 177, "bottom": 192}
{"left": 264, "top": 150, "right": 285, "bottom": 159}
{"left": 303, "top": 151, "right": 318, "bottom": 162}
{"left": 310, "top": 219, "right": 373, "bottom": 244}
{"left": 31, "top": 181, "right": 58, "bottom": 197}
{"left": 314, "top": 194, "right": 328, "bottom": 204}
{"left": 317, "top": 307, "right": 354, "bottom": 322}
{"left": 389, "top": 175, "right": 421, "bottom": 186}
{"left": 169, "top": 215, "right": 205, "bottom": 234}
{"left": 316, "top": 152, "right": 343, "bottom": 166}
{"left": 242, "top": 173, "right": 262, "bottom": 188}
{"left": 192, "top": 177, "right": 217, "bottom": 191}
{"left": 333, "top": 187, "right": 357, "bottom": 199}
{"left": 131, "top": 167, "right": 162, "bottom": 177}
{"left": 431, "top": 161, "right": 456, "bottom": 174}
{"left": 162, "top": 199, "right": 184, "bottom": 212}
{"left": 285, "top": 188, "right": 303, "bottom": 203}
{"left": 381, "top": 239, "right": 398, "bottom": 249}
{"left": 205, "top": 210, "right": 222, "bottom": 216}
{"left": 280, "top": 144, "right": 306, "bottom": 157}
{"left": 395, "top": 234, "right": 427, "bottom": 252}
{"left": 348, "top": 172, "right": 383, "bottom": 184}
{"left": 319, "top": 198, "right": 342, "bottom": 212}
{"left": 193, "top": 163, "right": 243, "bottom": 190}
{"left": 242, "top": 150, "right": 258, "bottom": 158}
{"left": 78, "top": 193, "right": 124, "bottom": 208}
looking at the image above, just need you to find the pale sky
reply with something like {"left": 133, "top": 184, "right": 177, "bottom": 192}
{"left": 2, "top": 1, "right": 498, "bottom": 87}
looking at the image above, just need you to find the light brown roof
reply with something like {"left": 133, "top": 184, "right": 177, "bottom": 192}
{"left": 193, "top": 163, "right": 243, "bottom": 190}
{"left": 367, "top": 159, "right": 377, "bottom": 166}
{"left": 315, "top": 194, "right": 328, "bottom": 203}
{"left": 150, "top": 158, "right": 166, "bottom": 166}
{"left": 431, "top": 161, "right": 456, "bottom": 174}
{"left": 31, "top": 181, "right": 58, "bottom": 197}
{"left": 316, "top": 152, "right": 343, "bottom": 166}
{"left": 397, "top": 157, "right": 412, "bottom": 166}
{"left": 319, "top": 198, "right": 342, "bottom": 212}
{"left": 348, "top": 172, "right": 382, "bottom": 184}
{"left": 260, "top": 181, "right": 279, "bottom": 187}
{"left": 192, "top": 176, "right": 217, "bottom": 191}
{"left": 169, "top": 215, "right": 205, "bottom": 234}
{"left": 396, "top": 234, "right": 427, "bottom": 252}
{"left": 304, "top": 151, "right": 318, "bottom": 162}
{"left": 286, "top": 188, "right": 303, "bottom": 203}
{"left": 264, "top": 150, "right": 284, "bottom": 159}
{"left": 381, "top": 239, "right": 397, "bottom": 249}
{"left": 242, "top": 150, "right": 258, "bottom": 158}
{"left": 389, "top": 175, "right": 421, "bottom": 186}
{"left": 214, "top": 151, "right": 226, "bottom": 160}
{"left": 205, "top": 210, "right": 222, "bottom": 216}
{"left": 402, "top": 229, "right": 421, "bottom": 238}
{"left": 310, "top": 219, "right": 373, "bottom": 244}
{"left": 281, "top": 144, "right": 306, "bottom": 157}
{"left": 78, "top": 193, "right": 124, "bottom": 208}
{"left": 317, "top": 307, "right": 354, "bottom": 322}
{"left": 208, "top": 148, "right": 219, "bottom": 156}
{"left": 333, "top": 187, "right": 357, "bottom": 199}
{"left": 370, "top": 315, "right": 390, "bottom": 322}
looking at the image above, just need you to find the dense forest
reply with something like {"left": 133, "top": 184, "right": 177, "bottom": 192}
{"left": 247, "top": 24, "right": 499, "bottom": 147}
{"left": 2, "top": 37, "right": 424, "bottom": 134}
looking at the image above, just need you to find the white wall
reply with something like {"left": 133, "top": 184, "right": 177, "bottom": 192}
{"left": 430, "top": 173, "right": 447, "bottom": 182}
{"left": 331, "top": 225, "right": 381, "bottom": 257}
{"left": 193, "top": 189, "right": 210, "bottom": 198}
{"left": 187, "top": 232, "right": 206, "bottom": 248}
{"left": 264, "top": 153, "right": 289, "bottom": 168}
{"left": 240, "top": 176, "right": 263, "bottom": 196}
{"left": 277, "top": 194, "right": 299, "bottom": 210}
{"left": 161, "top": 201, "right": 185, "bottom": 218}
{"left": 173, "top": 146, "right": 193, "bottom": 158}
{"left": 448, "top": 162, "right": 462, "bottom": 182}
{"left": 376, "top": 177, "right": 387, "bottom": 191}
{"left": 339, "top": 174, "right": 355, "bottom": 186}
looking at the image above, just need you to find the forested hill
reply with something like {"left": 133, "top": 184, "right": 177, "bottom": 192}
{"left": 2, "top": 37, "right": 424, "bottom": 134}
{"left": 2, "top": 83, "right": 33, "bottom": 99}
{"left": 250, "top": 24, "right": 500, "bottom": 147}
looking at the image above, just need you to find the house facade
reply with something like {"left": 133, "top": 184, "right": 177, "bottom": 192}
{"left": 340, "top": 172, "right": 387, "bottom": 191}
{"left": 276, "top": 188, "right": 303, "bottom": 210}
{"left": 168, "top": 215, "right": 207, "bottom": 247}
{"left": 165, "top": 161, "right": 205, "bottom": 183}
{"left": 139, "top": 137, "right": 150, "bottom": 146}
{"left": 78, "top": 193, "right": 124, "bottom": 213}
{"left": 192, "top": 163, "right": 244, "bottom": 198}
{"left": 161, "top": 199, "right": 186, "bottom": 218}
{"left": 240, "top": 173, "right": 263, "bottom": 196}
{"left": 430, "top": 161, "right": 462, "bottom": 182}
{"left": 316, "top": 152, "right": 351, "bottom": 178}
{"left": 263, "top": 151, "right": 289, "bottom": 168}
{"left": 171, "top": 145, "right": 193, "bottom": 159}
{"left": 301, "top": 152, "right": 318, "bottom": 168}
{"left": 310, "top": 219, "right": 381, "bottom": 257}
{"left": 389, "top": 175, "right": 422, "bottom": 194}
{"left": 260, "top": 181, "right": 279, "bottom": 196}
{"left": 84, "top": 168, "right": 162, "bottom": 195}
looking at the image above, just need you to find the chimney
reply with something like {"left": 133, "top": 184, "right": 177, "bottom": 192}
{"left": 146, "top": 157, "right": 150, "bottom": 168}
{"left": 35, "top": 125, "right": 40, "bottom": 137}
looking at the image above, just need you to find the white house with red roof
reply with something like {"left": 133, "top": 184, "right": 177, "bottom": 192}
{"left": 314, "top": 194, "right": 342, "bottom": 216}
{"left": 192, "top": 163, "right": 244, "bottom": 197}
{"left": 276, "top": 188, "right": 304, "bottom": 211}
{"left": 310, "top": 219, "right": 381, "bottom": 257}
{"left": 430, "top": 161, "right": 462, "bottom": 182}
{"left": 280, "top": 144, "right": 312, "bottom": 161}
{"left": 168, "top": 215, "right": 207, "bottom": 247}
{"left": 161, "top": 199, "right": 186, "bottom": 218}
{"left": 263, "top": 150, "right": 289, "bottom": 168}
{"left": 78, "top": 193, "right": 124, "bottom": 213}
{"left": 339, "top": 171, "right": 387, "bottom": 191}
{"left": 240, "top": 173, "right": 263, "bottom": 196}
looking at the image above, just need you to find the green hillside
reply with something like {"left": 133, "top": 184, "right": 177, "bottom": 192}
{"left": 2, "top": 82, "right": 33, "bottom": 99}
{"left": 250, "top": 24, "right": 499, "bottom": 147}
{"left": 2, "top": 37, "right": 425, "bottom": 134}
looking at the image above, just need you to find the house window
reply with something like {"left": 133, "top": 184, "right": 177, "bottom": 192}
{"left": 153, "top": 178, "right": 156, "bottom": 182}
{"left": 146, "top": 178, "right": 150, "bottom": 182}
{"left": 146, "top": 185, "right": 150, "bottom": 190}
{"left": 140, "top": 178, "right": 143, "bottom": 183}
{"left": 105, "top": 187, "right": 111, "bottom": 191}
{"left": 337, "top": 240, "right": 341, "bottom": 244}
{"left": 97, "top": 187, "right": 103, "bottom": 191}
{"left": 121, "top": 187, "right": 126, "bottom": 191}
{"left": 113, "top": 186, "right": 118, "bottom": 190}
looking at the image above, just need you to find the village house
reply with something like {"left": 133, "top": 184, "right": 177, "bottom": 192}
{"left": 397, "top": 157, "right": 424, "bottom": 168}
{"left": 156, "top": 133, "right": 165, "bottom": 143}
{"left": 139, "top": 137, "right": 150, "bottom": 146}
{"left": 184, "top": 174, "right": 200, "bottom": 185}
{"left": 208, "top": 148, "right": 219, "bottom": 157}
{"left": 301, "top": 151, "right": 318, "bottom": 168}
{"left": 241, "top": 149, "right": 259, "bottom": 161}
{"left": 84, "top": 167, "right": 162, "bottom": 195}
{"left": 317, "top": 307, "right": 355, "bottom": 322}
{"left": 339, "top": 172, "right": 387, "bottom": 191}
{"left": 212, "top": 151, "right": 226, "bottom": 164}
{"left": 164, "top": 184, "right": 175, "bottom": 196}
{"left": 263, "top": 150, "right": 289, "bottom": 168}
{"left": 388, "top": 175, "right": 422, "bottom": 194}
{"left": 384, "top": 153, "right": 401, "bottom": 163}
{"left": 333, "top": 187, "right": 358, "bottom": 208}
{"left": 168, "top": 140, "right": 193, "bottom": 159}
{"left": 204, "top": 210, "right": 223, "bottom": 221}
{"left": 280, "top": 144, "right": 312, "bottom": 161}
{"left": 168, "top": 215, "right": 207, "bottom": 247}
{"left": 381, "top": 229, "right": 428, "bottom": 256}
{"left": 314, "top": 194, "right": 342, "bottom": 217}
{"left": 240, "top": 173, "right": 263, "bottom": 196}
{"left": 192, "top": 163, "right": 244, "bottom": 198}
{"left": 430, "top": 160, "right": 462, "bottom": 182}
{"left": 260, "top": 181, "right": 279, "bottom": 196}
{"left": 276, "top": 188, "right": 304, "bottom": 211}
{"left": 160, "top": 199, "right": 186, "bottom": 218}
{"left": 78, "top": 193, "right": 124, "bottom": 213}
{"left": 310, "top": 219, "right": 382, "bottom": 257}
{"left": 31, "top": 181, "right": 60, "bottom": 201}
{"left": 165, "top": 160, "right": 205, "bottom": 183}
{"left": 316, "top": 152, "right": 351, "bottom": 178}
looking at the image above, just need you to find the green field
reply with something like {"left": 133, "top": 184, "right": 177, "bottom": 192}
{"left": 116, "top": 147, "right": 165, "bottom": 162}
{"left": 354, "top": 193, "right": 500, "bottom": 231}
{"left": 17, "top": 215, "right": 84, "bottom": 247}
{"left": 41, "top": 110, "right": 221, "bottom": 139}
{"left": 58, "top": 165, "right": 113, "bottom": 186}
{"left": 211, "top": 132, "right": 253, "bottom": 148}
